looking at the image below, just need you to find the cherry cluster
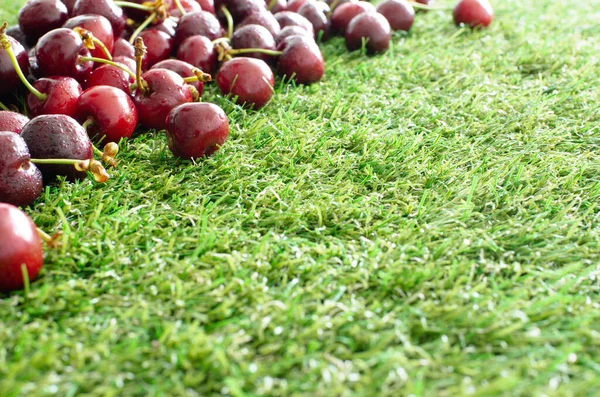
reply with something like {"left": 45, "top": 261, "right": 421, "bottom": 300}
{"left": 0, "top": 0, "right": 494, "bottom": 293}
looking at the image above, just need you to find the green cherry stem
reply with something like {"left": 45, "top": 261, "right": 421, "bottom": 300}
{"left": 0, "top": 101, "right": 9, "bottom": 111}
{"left": 221, "top": 6, "right": 234, "bottom": 38}
{"left": 113, "top": 1, "right": 154, "bottom": 12}
{"left": 79, "top": 56, "right": 137, "bottom": 79}
{"left": 229, "top": 48, "right": 283, "bottom": 56}
{"left": 173, "top": 0, "right": 187, "bottom": 15}
{"left": 129, "top": 12, "right": 157, "bottom": 44}
{"left": 267, "top": 0, "right": 278, "bottom": 10}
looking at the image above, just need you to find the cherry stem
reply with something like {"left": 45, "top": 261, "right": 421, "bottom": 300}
{"left": 0, "top": 27, "right": 48, "bottom": 102}
{"left": 93, "top": 37, "right": 113, "bottom": 60}
{"left": 129, "top": 11, "right": 157, "bottom": 44}
{"left": 407, "top": 1, "right": 453, "bottom": 10}
{"left": 36, "top": 227, "right": 62, "bottom": 248}
{"left": 133, "top": 37, "right": 148, "bottom": 95}
{"left": 82, "top": 117, "right": 96, "bottom": 132}
{"left": 173, "top": 0, "right": 187, "bottom": 15}
{"left": 79, "top": 56, "right": 136, "bottom": 79}
{"left": 182, "top": 69, "right": 212, "bottom": 83}
{"left": 221, "top": 6, "right": 234, "bottom": 39}
{"left": 30, "top": 158, "right": 109, "bottom": 183}
{"left": 0, "top": 102, "right": 8, "bottom": 111}
{"left": 113, "top": 1, "right": 154, "bottom": 12}
{"left": 267, "top": 0, "right": 278, "bottom": 10}
{"left": 229, "top": 48, "right": 283, "bottom": 56}
{"left": 212, "top": 37, "right": 230, "bottom": 46}
{"left": 30, "top": 158, "right": 90, "bottom": 166}
{"left": 21, "top": 264, "right": 31, "bottom": 295}
{"left": 73, "top": 27, "right": 114, "bottom": 61}
{"left": 328, "top": 0, "right": 340, "bottom": 14}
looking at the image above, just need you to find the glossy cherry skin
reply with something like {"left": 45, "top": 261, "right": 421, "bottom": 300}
{"left": 217, "top": 57, "right": 274, "bottom": 109}
{"left": 133, "top": 69, "right": 194, "bottom": 130}
{"left": 85, "top": 63, "right": 134, "bottom": 93}
{"left": 6, "top": 25, "right": 34, "bottom": 51}
{"left": 112, "top": 38, "right": 136, "bottom": 59}
{"left": 63, "top": 14, "right": 115, "bottom": 60}
{"left": 345, "top": 12, "right": 391, "bottom": 54}
{"left": 165, "top": 103, "right": 228, "bottom": 159}
{"left": 273, "top": 12, "right": 314, "bottom": 36}
{"left": 197, "top": 0, "right": 216, "bottom": 13}
{"left": 0, "top": 36, "right": 30, "bottom": 96}
{"left": 77, "top": 86, "right": 138, "bottom": 143}
{"left": 154, "top": 17, "right": 178, "bottom": 39}
{"left": 35, "top": 28, "right": 94, "bottom": 84}
{"left": 277, "top": 34, "right": 324, "bottom": 84}
{"left": 238, "top": 9, "right": 281, "bottom": 37}
{"left": 61, "top": 0, "right": 77, "bottom": 13}
{"left": 169, "top": 0, "right": 202, "bottom": 18}
{"left": 275, "top": 26, "right": 312, "bottom": 45}
{"left": 270, "top": 0, "right": 287, "bottom": 13}
{"left": 176, "top": 35, "right": 218, "bottom": 75}
{"left": 330, "top": 1, "right": 375, "bottom": 34}
{"left": 152, "top": 59, "right": 205, "bottom": 95}
{"left": 138, "top": 29, "right": 174, "bottom": 69}
{"left": 287, "top": 0, "right": 308, "bottom": 12}
{"left": 231, "top": 25, "right": 277, "bottom": 63}
{"left": 72, "top": 0, "right": 127, "bottom": 38}
{"left": 0, "top": 203, "right": 44, "bottom": 293}
{"left": 18, "top": 0, "right": 69, "bottom": 42}
{"left": 453, "top": 0, "right": 493, "bottom": 28}
{"left": 175, "top": 11, "right": 225, "bottom": 45}
{"left": 20, "top": 114, "right": 93, "bottom": 182}
{"left": 298, "top": 1, "right": 331, "bottom": 40}
{"left": 0, "top": 132, "right": 43, "bottom": 208}
{"left": 376, "top": 0, "right": 414, "bottom": 31}
{"left": 0, "top": 112, "right": 30, "bottom": 134}
{"left": 214, "top": 0, "right": 266, "bottom": 23}
{"left": 26, "top": 76, "right": 83, "bottom": 118}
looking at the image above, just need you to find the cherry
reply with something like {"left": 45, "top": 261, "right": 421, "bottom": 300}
{"left": 169, "top": 0, "right": 202, "bottom": 18}
{"left": 27, "top": 77, "right": 83, "bottom": 118}
{"left": 453, "top": 0, "right": 493, "bottom": 28}
{"left": 61, "top": 0, "right": 77, "bottom": 14}
{"left": 176, "top": 11, "right": 225, "bottom": 44}
{"left": 275, "top": 25, "right": 312, "bottom": 45}
{"left": 0, "top": 111, "right": 30, "bottom": 134}
{"left": 217, "top": 57, "right": 274, "bottom": 109}
{"left": 138, "top": 29, "right": 174, "bottom": 68}
{"left": 0, "top": 132, "right": 43, "bottom": 208}
{"left": 0, "top": 203, "right": 44, "bottom": 293}
{"left": 297, "top": 0, "right": 331, "bottom": 40}
{"left": 63, "top": 15, "right": 115, "bottom": 60}
{"left": 376, "top": 0, "right": 415, "bottom": 32}
{"left": 238, "top": 9, "right": 281, "bottom": 37}
{"left": 277, "top": 34, "right": 324, "bottom": 84}
{"left": 330, "top": 1, "right": 375, "bottom": 34}
{"left": 269, "top": 0, "right": 287, "bottom": 13}
{"left": 77, "top": 86, "right": 138, "bottom": 144}
{"left": 86, "top": 62, "right": 135, "bottom": 93}
{"left": 214, "top": 0, "right": 266, "bottom": 23}
{"left": 152, "top": 59, "right": 206, "bottom": 95}
{"left": 72, "top": 0, "right": 127, "bottom": 38}
{"left": 18, "top": 0, "right": 69, "bottom": 42}
{"left": 113, "top": 37, "right": 136, "bottom": 59}
{"left": 197, "top": 0, "right": 216, "bottom": 13}
{"left": 165, "top": 103, "right": 228, "bottom": 159}
{"left": 287, "top": 0, "right": 309, "bottom": 12}
{"left": 35, "top": 28, "right": 94, "bottom": 84}
{"left": 0, "top": 35, "right": 29, "bottom": 97}
{"left": 325, "top": 0, "right": 354, "bottom": 11}
{"left": 154, "top": 17, "right": 179, "bottom": 38}
{"left": 231, "top": 25, "right": 277, "bottom": 62}
{"left": 345, "top": 12, "right": 391, "bottom": 54}
{"left": 113, "top": 55, "right": 137, "bottom": 73}
{"left": 5, "top": 25, "right": 34, "bottom": 51}
{"left": 273, "top": 11, "right": 314, "bottom": 36}
{"left": 176, "top": 35, "right": 218, "bottom": 75}
{"left": 19, "top": 114, "right": 94, "bottom": 182}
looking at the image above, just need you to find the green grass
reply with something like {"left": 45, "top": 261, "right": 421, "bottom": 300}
{"left": 2, "top": 0, "right": 600, "bottom": 395}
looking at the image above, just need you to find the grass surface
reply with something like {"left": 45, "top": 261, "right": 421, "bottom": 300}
{"left": 2, "top": 0, "right": 600, "bottom": 396}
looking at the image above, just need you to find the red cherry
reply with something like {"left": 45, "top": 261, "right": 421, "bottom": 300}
{"left": 345, "top": 12, "right": 391, "bottom": 54}
{"left": 0, "top": 111, "right": 30, "bottom": 134}
{"left": 238, "top": 10, "right": 281, "bottom": 37}
{"left": 169, "top": 0, "right": 202, "bottom": 18}
{"left": 287, "top": 0, "right": 309, "bottom": 12}
{"left": 165, "top": 102, "right": 229, "bottom": 159}
{"left": 176, "top": 11, "right": 225, "bottom": 45}
{"left": 61, "top": 0, "right": 77, "bottom": 14}
{"left": 138, "top": 29, "right": 174, "bottom": 68}
{"left": 63, "top": 14, "right": 115, "bottom": 60}
{"left": 277, "top": 34, "right": 324, "bottom": 84}
{"left": 176, "top": 35, "right": 218, "bottom": 75}
{"left": 77, "top": 86, "right": 138, "bottom": 143}
{"left": 270, "top": 0, "right": 287, "bottom": 13}
{"left": 298, "top": 0, "right": 331, "bottom": 40}
{"left": 330, "top": 1, "right": 375, "bottom": 34}
{"left": 5, "top": 25, "right": 34, "bottom": 51}
{"left": 86, "top": 62, "right": 135, "bottom": 93}
{"left": 197, "top": 0, "right": 216, "bottom": 13}
{"left": 0, "top": 35, "right": 30, "bottom": 96}
{"left": 35, "top": 28, "right": 94, "bottom": 84}
{"left": 26, "top": 76, "right": 83, "bottom": 118}
{"left": 133, "top": 69, "right": 194, "bottom": 130}
{"left": 217, "top": 57, "right": 274, "bottom": 109}
{"left": 275, "top": 26, "right": 312, "bottom": 45}
{"left": 214, "top": 0, "right": 266, "bottom": 23}
{"left": 0, "top": 203, "right": 44, "bottom": 293}
{"left": 231, "top": 25, "right": 277, "bottom": 63}
{"left": 154, "top": 17, "right": 178, "bottom": 39}
{"left": 0, "top": 132, "right": 43, "bottom": 208}
{"left": 376, "top": 0, "right": 415, "bottom": 32}
{"left": 274, "top": 11, "right": 314, "bottom": 36}
{"left": 72, "top": 0, "right": 127, "bottom": 38}
{"left": 152, "top": 59, "right": 206, "bottom": 95}
{"left": 18, "top": 0, "right": 69, "bottom": 42}
{"left": 453, "top": 0, "right": 493, "bottom": 28}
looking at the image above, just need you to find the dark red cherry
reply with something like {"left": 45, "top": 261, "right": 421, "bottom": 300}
{"left": 287, "top": 0, "right": 308, "bottom": 12}
{"left": 18, "top": 0, "right": 69, "bottom": 42}
{"left": 27, "top": 76, "right": 83, "bottom": 118}
{"left": 217, "top": 57, "right": 274, "bottom": 109}
{"left": 138, "top": 29, "right": 174, "bottom": 68}
{"left": 238, "top": 9, "right": 281, "bottom": 37}
{"left": 72, "top": 0, "right": 127, "bottom": 38}
{"left": 330, "top": 1, "right": 375, "bottom": 34}
{"left": 20, "top": 114, "right": 93, "bottom": 182}
{"left": 154, "top": 17, "right": 178, "bottom": 39}
{"left": 214, "top": 0, "right": 266, "bottom": 23}
{"left": 0, "top": 203, "right": 44, "bottom": 292}
{"left": 85, "top": 63, "right": 134, "bottom": 93}
{"left": 277, "top": 34, "right": 323, "bottom": 84}
{"left": 270, "top": 0, "right": 287, "bottom": 13}
{"left": 63, "top": 14, "right": 115, "bottom": 60}
{"left": 0, "top": 132, "right": 43, "bottom": 208}
{"left": 376, "top": 0, "right": 414, "bottom": 31}
{"left": 453, "top": 0, "right": 493, "bottom": 28}
{"left": 325, "top": 0, "right": 354, "bottom": 11}
{"left": 275, "top": 25, "right": 312, "bottom": 45}
{"left": 345, "top": 12, "right": 391, "bottom": 54}
{"left": 0, "top": 36, "right": 30, "bottom": 96}
{"left": 61, "top": 0, "right": 77, "bottom": 13}
{"left": 273, "top": 11, "right": 314, "bottom": 36}
{"left": 176, "top": 35, "right": 218, "bottom": 75}
{"left": 231, "top": 25, "right": 276, "bottom": 62}
{"left": 5, "top": 25, "right": 34, "bottom": 51}
{"left": 112, "top": 38, "right": 136, "bottom": 59}
{"left": 175, "top": 11, "right": 225, "bottom": 45}
{"left": 165, "top": 103, "right": 228, "bottom": 159}
{"left": 297, "top": 1, "right": 330, "bottom": 40}
{"left": 133, "top": 69, "right": 194, "bottom": 130}
{"left": 152, "top": 59, "right": 205, "bottom": 94}
{"left": 169, "top": 0, "right": 202, "bottom": 18}
{"left": 0, "top": 112, "right": 30, "bottom": 134}
{"left": 197, "top": 0, "right": 216, "bottom": 13}
{"left": 77, "top": 86, "right": 138, "bottom": 144}
{"left": 35, "top": 28, "right": 94, "bottom": 83}
{"left": 113, "top": 55, "right": 137, "bottom": 73}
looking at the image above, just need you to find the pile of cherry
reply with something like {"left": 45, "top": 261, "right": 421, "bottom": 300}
{"left": 0, "top": 0, "right": 493, "bottom": 293}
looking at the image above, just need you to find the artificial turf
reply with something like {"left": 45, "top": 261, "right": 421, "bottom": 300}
{"left": 1, "top": 0, "right": 600, "bottom": 395}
